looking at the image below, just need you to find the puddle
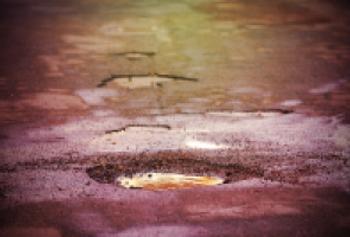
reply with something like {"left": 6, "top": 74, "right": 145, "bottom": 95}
{"left": 109, "top": 76, "right": 171, "bottom": 89}
{"left": 86, "top": 157, "right": 263, "bottom": 190}
{"left": 97, "top": 73, "right": 198, "bottom": 88}
{"left": 185, "top": 139, "right": 228, "bottom": 150}
{"left": 117, "top": 173, "right": 224, "bottom": 190}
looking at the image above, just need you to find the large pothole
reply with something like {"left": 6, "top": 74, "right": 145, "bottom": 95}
{"left": 86, "top": 157, "right": 263, "bottom": 190}
{"left": 117, "top": 173, "right": 224, "bottom": 190}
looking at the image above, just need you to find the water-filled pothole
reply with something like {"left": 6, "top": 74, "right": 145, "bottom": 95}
{"left": 118, "top": 173, "right": 224, "bottom": 190}
{"left": 86, "top": 157, "right": 263, "bottom": 190}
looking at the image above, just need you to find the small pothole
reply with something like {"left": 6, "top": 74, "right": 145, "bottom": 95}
{"left": 86, "top": 157, "right": 263, "bottom": 190}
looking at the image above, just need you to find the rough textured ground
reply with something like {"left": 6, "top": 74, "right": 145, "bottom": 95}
{"left": 0, "top": 0, "right": 350, "bottom": 236}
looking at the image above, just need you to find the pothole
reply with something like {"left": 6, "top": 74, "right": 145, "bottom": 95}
{"left": 117, "top": 173, "right": 224, "bottom": 190}
{"left": 97, "top": 73, "right": 199, "bottom": 88}
{"left": 86, "top": 157, "right": 263, "bottom": 190}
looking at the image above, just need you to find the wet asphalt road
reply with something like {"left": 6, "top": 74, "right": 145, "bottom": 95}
{"left": 0, "top": 0, "right": 350, "bottom": 236}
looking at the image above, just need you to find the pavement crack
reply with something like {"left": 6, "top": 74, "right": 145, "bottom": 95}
{"left": 110, "top": 51, "right": 156, "bottom": 58}
{"left": 105, "top": 124, "right": 171, "bottom": 134}
{"left": 245, "top": 108, "right": 294, "bottom": 114}
{"left": 205, "top": 108, "right": 294, "bottom": 116}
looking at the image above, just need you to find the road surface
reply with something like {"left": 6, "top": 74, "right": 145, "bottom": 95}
{"left": 0, "top": 0, "right": 350, "bottom": 236}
